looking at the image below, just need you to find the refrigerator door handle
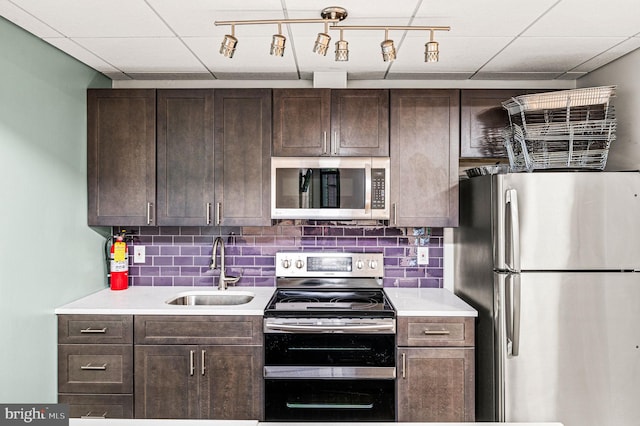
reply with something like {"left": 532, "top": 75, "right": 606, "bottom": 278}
{"left": 505, "top": 188, "right": 521, "bottom": 273}
{"left": 506, "top": 273, "right": 522, "bottom": 357}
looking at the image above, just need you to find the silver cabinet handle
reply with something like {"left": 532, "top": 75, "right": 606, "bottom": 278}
{"left": 206, "top": 202, "right": 212, "bottom": 225}
{"left": 80, "top": 327, "right": 107, "bottom": 334}
{"left": 189, "top": 350, "right": 195, "bottom": 376}
{"left": 80, "top": 363, "right": 107, "bottom": 371}
{"left": 423, "top": 329, "right": 451, "bottom": 335}
{"left": 201, "top": 350, "right": 206, "bottom": 376}
{"left": 323, "top": 131, "right": 328, "bottom": 154}
{"left": 146, "top": 202, "right": 153, "bottom": 225}
{"left": 401, "top": 353, "right": 406, "bottom": 379}
{"left": 81, "top": 412, "right": 107, "bottom": 419}
{"left": 333, "top": 131, "right": 338, "bottom": 155}
{"left": 215, "top": 202, "right": 222, "bottom": 225}
{"left": 505, "top": 188, "right": 520, "bottom": 272}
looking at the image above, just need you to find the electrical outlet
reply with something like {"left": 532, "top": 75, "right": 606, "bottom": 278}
{"left": 133, "top": 245, "right": 146, "bottom": 264}
{"left": 417, "top": 246, "right": 429, "bottom": 265}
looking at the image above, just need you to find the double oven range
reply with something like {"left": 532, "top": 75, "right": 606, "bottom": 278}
{"left": 263, "top": 252, "right": 396, "bottom": 422}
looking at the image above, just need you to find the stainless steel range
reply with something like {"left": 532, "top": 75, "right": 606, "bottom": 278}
{"left": 263, "top": 251, "right": 396, "bottom": 422}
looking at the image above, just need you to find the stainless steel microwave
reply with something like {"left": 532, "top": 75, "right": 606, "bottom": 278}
{"left": 271, "top": 157, "right": 390, "bottom": 220}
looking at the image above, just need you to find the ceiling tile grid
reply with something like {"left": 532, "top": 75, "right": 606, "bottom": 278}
{"left": 2, "top": 0, "right": 640, "bottom": 81}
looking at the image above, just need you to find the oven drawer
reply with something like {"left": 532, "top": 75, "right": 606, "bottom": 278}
{"left": 264, "top": 332, "right": 395, "bottom": 367}
{"left": 397, "top": 317, "right": 474, "bottom": 347}
{"left": 265, "top": 379, "right": 395, "bottom": 421}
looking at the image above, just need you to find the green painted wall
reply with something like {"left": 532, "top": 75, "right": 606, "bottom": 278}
{"left": 0, "top": 17, "right": 111, "bottom": 402}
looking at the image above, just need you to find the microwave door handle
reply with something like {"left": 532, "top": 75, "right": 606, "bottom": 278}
{"left": 364, "top": 162, "right": 372, "bottom": 215}
{"left": 505, "top": 188, "right": 521, "bottom": 273}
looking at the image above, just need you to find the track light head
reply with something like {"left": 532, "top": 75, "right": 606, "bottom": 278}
{"left": 335, "top": 39, "right": 349, "bottom": 61}
{"left": 425, "top": 40, "right": 439, "bottom": 62}
{"left": 381, "top": 39, "right": 396, "bottom": 62}
{"left": 220, "top": 34, "right": 238, "bottom": 58}
{"left": 313, "top": 32, "right": 331, "bottom": 56}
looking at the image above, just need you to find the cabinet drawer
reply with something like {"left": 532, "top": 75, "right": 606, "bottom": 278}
{"left": 397, "top": 317, "right": 474, "bottom": 347}
{"left": 58, "top": 394, "right": 133, "bottom": 419}
{"left": 134, "top": 315, "right": 263, "bottom": 345}
{"left": 58, "top": 344, "right": 133, "bottom": 393}
{"left": 58, "top": 315, "right": 133, "bottom": 344}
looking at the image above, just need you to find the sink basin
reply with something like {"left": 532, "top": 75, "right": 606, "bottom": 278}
{"left": 166, "top": 290, "right": 255, "bottom": 306}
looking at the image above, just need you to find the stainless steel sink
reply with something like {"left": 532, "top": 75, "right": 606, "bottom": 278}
{"left": 166, "top": 290, "right": 255, "bottom": 306}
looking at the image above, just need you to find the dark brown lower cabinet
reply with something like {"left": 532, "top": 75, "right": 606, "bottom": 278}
{"left": 58, "top": 394, "right": 133, "bottom": 419}
{"left": 134, "top": 344, "right": 262, "bottom": 420}
{"left": 397, "top": 347, "right": 474, "bottom": 422}
{"left": 396, "top": 316, "right": 475, "bottom": 422}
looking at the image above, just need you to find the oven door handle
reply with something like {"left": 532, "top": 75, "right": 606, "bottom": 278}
{"left": 264, "top": 323, "right": 395, "bottom": 333}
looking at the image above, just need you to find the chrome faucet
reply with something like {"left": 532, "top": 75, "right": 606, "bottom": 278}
{"left": 210, "top": 236, "right": 240, "bottom": 290}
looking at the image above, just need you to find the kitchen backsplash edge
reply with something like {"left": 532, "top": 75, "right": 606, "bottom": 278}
{"left": 114, "top": 222, "right": 443, "bottom": 288}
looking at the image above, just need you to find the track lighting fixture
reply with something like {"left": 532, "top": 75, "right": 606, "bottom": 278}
{"left": 214, "top": 6, "right": 449, "bottom": 63}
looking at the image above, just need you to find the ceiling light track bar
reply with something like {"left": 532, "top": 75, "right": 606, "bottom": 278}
{"left": 330, "top": 25, "right": 450, "bottom": 32}
{"left": 214, "top": 18, "right": 342, "bottom": 27}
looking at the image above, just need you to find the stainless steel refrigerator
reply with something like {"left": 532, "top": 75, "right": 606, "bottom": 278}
{"left": 454, "top": 171, "right": 640, "bottom": 426}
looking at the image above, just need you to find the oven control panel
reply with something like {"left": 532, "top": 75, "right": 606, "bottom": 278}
{"left": 276, "top": 252, "right": 384, "bottom": 278}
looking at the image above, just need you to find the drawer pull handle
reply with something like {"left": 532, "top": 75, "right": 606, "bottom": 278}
{"left": 81, "top": 412, "right": 107, "bottom": 419}
{"left": 80, "top": 327, "right": 107, "bottom": 334}
{"left": 423, "top": 329, "right": 450, "bottom": 335}
{"left": 80, "top": 363, "right": 107, "bottom": 371}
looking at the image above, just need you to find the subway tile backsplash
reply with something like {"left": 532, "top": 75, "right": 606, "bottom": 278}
{"left": 123, "top": 223, "right": 444, "bottom": 288}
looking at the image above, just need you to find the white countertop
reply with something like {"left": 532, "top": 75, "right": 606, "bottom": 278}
{"left": 54, "top": 286, "right": 275, "bottom": 315}
{"left": 70, "top": 420, "right": 560, "bottom": 426}
{"left": 385, "top": 288, "right": 477, "bottom": 317}
{"left": 55, "top": 286, "right": 476, "bottom": 317}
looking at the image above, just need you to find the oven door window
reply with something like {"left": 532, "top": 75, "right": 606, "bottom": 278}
{"left": 265, "top": 379, "right": 394, "bottom": 421}
{"left": 265, "top": 333, "right": 395, "bottom": 367}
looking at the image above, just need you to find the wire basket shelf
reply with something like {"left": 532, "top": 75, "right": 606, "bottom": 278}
{"left": 501, "top": 86, "right": 617, "bottom": 172}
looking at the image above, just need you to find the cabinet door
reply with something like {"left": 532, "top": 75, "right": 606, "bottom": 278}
{"left": 397, "top": 347, "right": 474, "bottom": 422}
{"left": 157, "top": 89, "right": 215, "bottom": 225}
{"left": 214, "top": 89, "right": 272, "bottom": 226}
{"left": 460, "top": 89, "right": 524, "bottom": 158}
{"left": 331, "top": 89, "right": 389, "bottom": 156}
{"left": 390, "top": 89, "right": 459, "bottom": 227}
{"left": 134, "top": 345, "right": 199, "bottom": 419}
{"left": 87, "top": 89, "right": 156, "bottom": 226}
{"left": 200, "top": 345, "right": 263, "bottom": 420}
{"left": 273, "top": 89, "right": 331, "bottom": 156}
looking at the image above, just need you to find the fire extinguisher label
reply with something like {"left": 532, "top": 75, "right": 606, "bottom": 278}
{"left": 113, "top": 241, "right": 127, "bottom": 262}
{"left": 111, "top": 260, "right": 128, "bottom": 272}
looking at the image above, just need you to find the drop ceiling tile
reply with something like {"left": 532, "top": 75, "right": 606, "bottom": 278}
{"left": 148, "top": 0, "right": 287, "bottom": 37}
{"left": 572, "top": 37, "right": 640, "bottom": 72}
{"left": 388, "top": 35, "right": 512, "bottom": 73}
{"left": 73, "top": 37, "right": 208, "bottom": 73}
{"left": 412, "top": 0, "right": 559, "bottom": 37}
{"left": 524, "top": 0, "right": 640, "bottom": 37}
{"left": 10, "top": 0, "right": 173, "bottom": 37}
{"left": 0, "top": 0, "right": 62, "bottom": 37}
{"left": 184, "top": 36, "right": 299, "bottom": 76}
{"left": 482, "top": 37, "right": 628, "bottom": 73}
{"left": 43, "top": 37, "right": 122, "bottom": 74}
{"left": 285, "top": 0, "right": 421, "bottom": 19}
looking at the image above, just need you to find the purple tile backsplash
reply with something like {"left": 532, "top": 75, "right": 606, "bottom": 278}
{"left": 122, "top": 223, "right": 444, "bottom": 288}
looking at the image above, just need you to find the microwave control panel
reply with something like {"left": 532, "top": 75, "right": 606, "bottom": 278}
{"left": 371, "top": 168, "right": 386, "bottom": 209}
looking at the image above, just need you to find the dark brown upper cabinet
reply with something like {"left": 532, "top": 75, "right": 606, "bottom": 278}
{"left": 460, "top": 89, "right": 529, "bottom": 158}
{"left": 87, "top": 89, "right": 156, "bottom": 226}
{"left": 390, "top": 89, "right": 459, "bottom": 227}
{"left": 156, "top": 89, "right": 215, "bottom": 226}
{"left": 273, "top": 89, "right": 389, "bottom": 157}
{"left": 213, "top": 89, "right": 272, "bottom": 226}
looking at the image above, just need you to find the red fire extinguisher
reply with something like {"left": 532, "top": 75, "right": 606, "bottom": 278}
{"left": 110, "top": 234, "right": 129, "bottom": 291}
